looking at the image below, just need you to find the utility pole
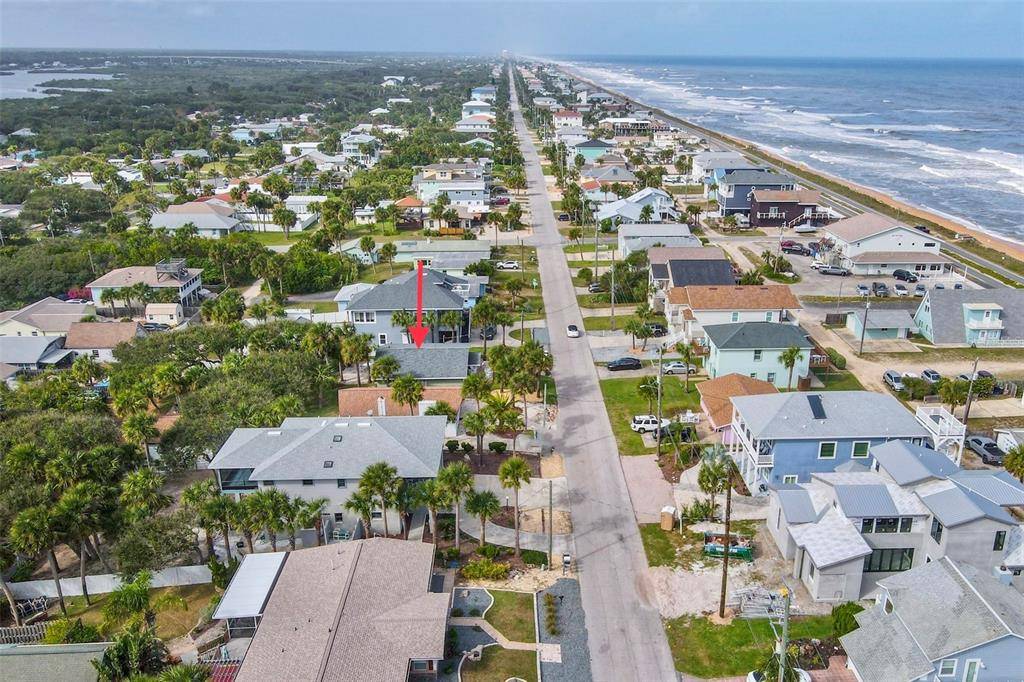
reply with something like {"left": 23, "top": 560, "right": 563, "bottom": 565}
{"left": 857, "top": 299, "right": 871, "bottom": 356}
{"left": 656, "top": 345, "right": 664, "bottom": 457}
{"left": 610, "top": 241, "right": 616, "bottom": 330}
{"left": 548, "top": 480, "right": 554, "bottom": 569}
{"left": 777, "top": 589, "right": 791, "bottom": 682}
{"left": 539, "top": 383, "right": 547, "bottom": 454}
{"left": 835, "top": 277, "right": 844, "bottom": 314}
{"left": 962, "top": 356, "right": 980, "bottom": 422}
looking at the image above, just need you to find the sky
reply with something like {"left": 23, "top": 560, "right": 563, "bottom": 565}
{"left": 1, "top": 1, "right": 1022, "bottom": 60}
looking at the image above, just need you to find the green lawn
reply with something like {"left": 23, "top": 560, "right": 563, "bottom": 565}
{"left": 485, "top": 590, "right": 536, "bottom": 643}
{"left": 355, "top": 261, "right": 413, "bottom": 283}
{"left": 813, "top": 370, "right": 865, "bottom": 391}
{"left": 550, "top": 200, "right": 563, "bottom": 211}
{"left": 563, "top": 242, "right": 614, "bottom": 256}
{"left": 49, "top": 584, "right": 218, "bottom": 640}
{"left": 461, "top": 646, "right": 537, "bottom": 682}
{"left": 539, "top": 376, "right": 558, "bottom": 405}
{"left": 540, "top": 164, "right": 554, "bottom": 176}
{"left": 599, "top": 376, "right": 702, "bottom": 455}
{"left": 584, "top": 314, "right": 665, "bottom": 332}
{"left": 639, "top": 524, "right": 707, "bottom": 568}
{"left": 286, "top": 300, "right": 337, "bottom": 313}
{"left": 665, "top": 614, "right": 833, "bottom": 678}
{"left": 246, "top": 231, "right": 309, "bottom": 246}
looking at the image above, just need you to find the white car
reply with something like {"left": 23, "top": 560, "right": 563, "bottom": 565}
{"left": 663, "top": 361, "right": 697, "bottom": 375}
{"left": 810, "top": 260, "right": 827, "bottom": 270}
{"left": 630, "top": 415, "right": 670, "bottom": 433}
{"left": 894, "top": 283, "right": 909, "bottom": 296}
{"left": 566, "top": 324, "right": 581, "bottom": 338}
{"left": 495, "top": 260, "right": 521, "bottom": 270}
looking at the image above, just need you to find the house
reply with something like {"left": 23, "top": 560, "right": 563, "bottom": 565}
{"left": 692, "top": 151, "right": 758, "bottom": 182}
{"left": 0, "top": 642, "right": 113, "bottom": 682}
{"left": 554, "top": 126, "right": 590, "bottom": 148}
{"left": 0, "top": 335, "right": 75, "bottom": 385}
{"left": 728, "top": 391, "right": 935, "bottom": 493}
{"left": 596, "top": 187, "right": 679, "bottom": 225}
{"left": 665, "top": 284, "right": 802, "bottom": 344}
{"left": 381, "top": 75, "right": 405, "bottom": 87}
{"left": 841, "top": 558, "right": 1024, "bottom": 682}
{"left": 0, "top": 297, "right": 94, "bottom": 337}
{"left": 145, "top": 302, "right": 184, "bottom": 326}
{"left": 704, "top": 322, "right": 814, "bottom": 389}
{"left": 88, "top": 260, "right": 203, "bottom": 308}
{"left": 598, "top": 117, "right": 652, "bottom": 137}
{"left": 568, "top": 138, "right": 614, "bottom": 164}
{"left": 822, "top": 213, "right": 954, "bottom": 277}
{"left": 471, "top": 85, "right": 497, "bottom": 102}
{"left": 552, "top": 109, "right": 584, "bottom": 128}
{"left": 533, "top": 96, "right": 558, "bottom": 109}
{"left": 616, "top": 224, "right": 701, "bottom": 257}
{"left": 579, "top": 164, "right": 637, "bottom": 186}
{"left": 368, "top": 107, "right": 389, "bottom": 117}
{"left": 697, "top": 373, "right": 777, "bottom": 432}
{"left": 391, "top": 240, "right": 491, "bottom": 267}
{"left": 340, "top": 133, "right": 379, "bottom": 167}
{"left": 208, "top": 416, "right": 446, "bottom": 535}
{"left": 453, "top": 114, "right": 496, "bottom": 134}
{"left": 712, "top": 169, "right": 796, "bottom": 216}
{"left": 462, "top": 136, "right": 494, "bottom": 151}
{"left": 150, "top": 199, "right": 242, "bottom": 239}
{"left": 375, "top": 345, "right": 473, "bottom": 382}
{"left": 170, "top": 148, "right": 210, "bottom": 162}
{"left": 337, "top": 269, "right": 470, "bottom": 347}
{"left": 413, "top": 166, "right": 489, "bottom": 209}
{"left": 226, "top": 539, "right": 449, "bottom": 682}
{"left": 461, "top": 100, "right": 493, "bottom": 118}
{"left": 846, "top": 308, "right": 918, "bottom": 340}
{"left": 64, "top": 322, "right": 145, "bottom": 362}
{"left": 339, "top": 386, "right": 463, "bottom": 418}
{"left": 913, "top": 288, "right": 1024, "bottom": 346}
{"left": 648, "top": 246, "right": 734, "bottom": 311}
{"left": 749, "top": 189, "right": 832, "bottom": 230}
{"left": 994, "top": 428, "right": 1024, "bottom": 454}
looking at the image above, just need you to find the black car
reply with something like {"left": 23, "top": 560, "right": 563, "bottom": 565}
{"left": 892, "top": 269, "right": 919, "bottom": 282}
{"left": 781, "top": 244, "right": 811, "bottom": 256}
{"left": 607, "top": 357, "right": 642, "bottom": 371}
{"left": 872, "top": 281, "right": 889, "bottom": 297}
{"left": 557, "top": 213, "right": 571, "bottom": 222}
{"left": 649, "top": 323, "right": 667, "bottom": 337}
{"left": 913, "top": 225, "right": 931, "bottom": 233}
{"left": 479, "top": 325, "right": 496, "bottom": 340}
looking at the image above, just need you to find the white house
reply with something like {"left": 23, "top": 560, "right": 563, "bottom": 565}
{"left": 453, "top": 114, "right": 495, "bottom": 134}
{"left": 145, "top": 302, "right": 184, "bottom": 327}
{"left": 552, "top": 110, "right": 584, "bottom": 129}
{"left": 665, "top": 284, "right": 802, "bottom": 344}
{"left": 461, "top": 100, "right": 493, "bottom": 118}
{"left": 616, "top": 223, "right": 701, "bottom": 257}
{"left": 822, "top": 214, "right": 956, "bottom": 277}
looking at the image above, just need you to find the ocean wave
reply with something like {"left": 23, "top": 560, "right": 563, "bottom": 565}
{"left": 919, "top": 165, "right": 955, "bottom": 179}
{"left": 832, "top": 123, "right": 994, "bottom": 133}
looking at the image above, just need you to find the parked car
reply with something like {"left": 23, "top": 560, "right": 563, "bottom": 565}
{"left": 557, "top": 212, "right": 571, "bottom": 222}
{"left": 630, "top": 415, "right": 671, "bottom": 433}
{"left": 966, "top": 435, "right": 1005, "bottom": 465}
{"left": 566, "top": 324, "right": 581, "bottom": 338}
{"left": 883, "top": 370, "right": 905, "bottom": 391}
{"left": 781, "top": 243, "right": 811, "bottom": 256}
{"left": 587, "top": 281, "right": 604, "bottom": 293}
{"left": 819, "top": 265, "right": 850, "bottom": 276}
{"left": 913, "top": 225, "right": 931, "bottom": 234}
{"left": 780, "top": 240, "right": 797, "bottom": 248}
{"left": 490, "top": 196, "right": 510, "bottom": 206}
{"left": 953, "top": 282, "right": 964, "bottom": 290}
{"left": 649, "top": 323, "right": 667, "bottom": 337}
{"left": 607, "top": 357, "right": 642, "bottom": 371}
{"left": 65, "top": 298, "right": 90, "bottom": 304}
{"left": 922, "top": 368, "right": 941, "bottom": 383}
{"left": 663, "top": 361, "right": 698, "bottom": 375}
{"left": 957, "top": 370, "right": 995, "bottom": 382}
{"left": 856, "top": 284, "right": 870, "bottom": 296}
{"left": 934, "top": 282, "right": 946, "bottom": 289}
{"left": 914, "top": 284, "right": 927, "bottom": 297}
{"left": 872, "top": 282, "right": 889, "bottom": 297}
{"left": 495, "top": 260, "right": 521, "bottom": 270}
{"left": 893, "top": 269, "right": 919, "bottom": 282}
{"left": 479, "top": 325, "right": 496, "bottom": 340}
{"left": 894, "top": 283, "right": 909, "bottom": 296}
{"left": 810, "top": 260, "right": 826, "bottom": 270}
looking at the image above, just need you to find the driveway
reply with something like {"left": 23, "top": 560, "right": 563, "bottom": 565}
{"left": 620, "top": 455, "right": 675, "bottom": 525}
{"left": 510, "top": 71, "right": 678, "bottom": 681}
{"left": 474, "top": 475, "right": 570, "bottom": 511}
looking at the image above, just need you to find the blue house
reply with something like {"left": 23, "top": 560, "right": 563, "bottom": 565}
{"left": 568, "top": 138, "right": 614, "bottom": 164}
{"left": 727, "top": 391, "right": 930, "bottom": 494}
{"left": 841, "top": 557, "right": 1024, "bottom": 682}
{"left": 704, "top": 322, "right": 814, "bottom": 389}
{"left": 913, "top": 288, "right": 1024, "bottom": 346}
{"left": 710, "top": 169, "right": 795, "bottom": 216}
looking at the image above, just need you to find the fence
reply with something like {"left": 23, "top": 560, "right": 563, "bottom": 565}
{"left": 9, "top": 565, "right": 212, "bottom": 599}
{"left": 0, "top": 622, "right": 48, "bottom": 645}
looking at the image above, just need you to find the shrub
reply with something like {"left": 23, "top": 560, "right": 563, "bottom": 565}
{"left": 488, "top": 441, "right": 508, "bottom": 454}
{"left": 831, "top": 601, "right": 865, "bottom": 638}
{"left": 460, "top": 442, "right": 475, "bottom": 455}
{"left": 901, "top": 377, "right": 936, "bottom": 401}
{"left": 43, "top": 618, "right": 102, "bottom": 644}
{"left": 208, "top": 556, "right": 239, "bottom": 591}
{"left": 461, "top": 557, "right": 511, "bottom": 580}
{"left": 476, "top": 544, "right": 503, "bottom": 559}
{"left": 577, "top": 267, "right": 593, "bottom": 283}
{"left": 520, "top": 549, "right": 548, "bottom": 566}
{"left": 445, "top": 439, "right": 461, "bottom": 454}
{"left": 442, "top": 547, "right": 461, "bottom": 562}
{"left": 450, "top": 607, "right": 464, "bottom": 617}
{"left": 825, "top": 347, "right": 847, "bottom": 370}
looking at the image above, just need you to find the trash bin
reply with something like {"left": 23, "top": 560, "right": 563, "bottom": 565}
{"left": 660, "top": 505, "right": 676, "bottom": 531}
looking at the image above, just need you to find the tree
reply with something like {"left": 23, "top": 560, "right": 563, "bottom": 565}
{"left": 462, "top": 372, "right": 492, "bottom": 411}
{"left": 778, "top": 346, "right": 805, "bottom": 391}
{"left": 55, "top": 481, "right": 111, "bottom": 606}
{"left": 498, "top": 456, "right": 531, "bottom": 557}
{"left": 343, "top": 487, "right": 375, "bottom": 537}
{"left": 637, "top": 376, "right": 659, "bottom": 413}
{"left": 437, "top": 462, "right": 474, "bottom": 553}
{"left": 248, "top": 488, "right": 289, "bottom": 551}
{"left": 231, "top": 495, "right": 262, "bottom": 554}
{"left": 702, "top": 448, "right": 740, "bottom": 620}
{"left": 441, "top": 309, "right": 463, "bottom": 343}
{"left": 1005, "top": 445, "right": 1024, "bottom": 483}
{"left": 157, "top": 664, "right": 212, "bottom": 682}
{"left": 121, "top": 412, "right": 158, "bottom": 463}
{"left": 675, "top": 341, "right": 697, "bottom": 394}
{"left": 379, "top": 241, "right": 398, "bottom": 275}
{"left": 370, "top": 354, "right": 401, "bottom": 384}
{"left": 638, "top": 204, "right": 655, "bottom": 224}
{"left": 414, "top": 479, "right": 450, "bottom": 547}
{"left": 465, "top": 490, "right": 501, "bottom": 548}
{"left": 937, "top": 378, "right": 969, "bottom": 417}
{"left": 360, "top": 461, "right": 400, "bottom": 538}
{"left": 205, "top": 494, "right": 238, "bottom": 563}
{"left": 568, "top": 226, "right": 585, "bottom": 261}
{"left": 10, "top": 505, "right": 67, "bottom": 616}
{"left": 697, "top": 455, "right": 727, "bottom": 517}
{"left": 120, "top": 468, "right": 172, "bottom": 523}
{"left": 391, "top": 373, "right": 424, "bottom": 415}
{"left": 463, "top": 411, "right": 488, "bottom": 461}
{"left": 92, "top": 624, "right": 169, "bottom": 681}
{"left": 102, "top": 570, "right": 187, "bottom": 632}
{"left": 181, "top": 479, "right": 219, "bottom": 561}
{"left": 341, "top": 334, "right": 373, "bottom": 386}
{"left": 359, "top": 235, "right": 377, "bottom": 272}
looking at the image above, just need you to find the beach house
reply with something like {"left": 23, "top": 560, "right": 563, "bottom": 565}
{"left": 149, "top": 199, "right": 243, "bottom": 239}
{"left": 704, "top": 321, "right": 815, "bottom": 389}
{"left": 748, "top": 189, "right": 832, "bottom": 230}
{"left": 0, "top": 297, "right": 94, "bottom": 337}
{"left": 664, "top": 284, "right": 802, "bottom": 344}
{"left": 913, "top": 287, "right": 1024, "bottom": 346}
{"left": 821, "top": 213, "right": 956, "bottom": 277}
{"left": 712, "top": 169, "right": 796, "bottom": 216}
{"left": 616, "top": 224, "right": 701, "bottom": 257}
{"left": 648, "top": 246, "right": 735, "bottom": 311}
{"left": 87, "top": 260, "right": 204, "bottom": 308}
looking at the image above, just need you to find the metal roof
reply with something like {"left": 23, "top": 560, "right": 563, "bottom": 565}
{"left": 776, "top": 489, "right": 819, "bottom": 524}
{"left": 949, "top": 470, "right": 1024, "bottom": 506}
{"left": 920, "top": 485, "right": 1015, "bottom": 527}
{"left": 732, "top": 391, "right": 929, "bottom": 440}
{"left": 834, "top": 484, "right": 898, "bottom": 517}
{"left": 213, "top": 552, "right": 287, "bottom": 619}
{"left": 870, "top": 440, "right": 959, "bottom": 485}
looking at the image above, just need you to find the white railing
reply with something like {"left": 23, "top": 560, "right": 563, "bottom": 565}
{"left": 731, "top": 422, "right": 773, "bottom": 468}
{"left": 915, "top": 406, "right": 966, "bottom": 438}
{"left": 965, "top": 319, "right": 1004, "bottom": 330}
{"left": 975, "top": 337, "right": 1024, "bottom": 347}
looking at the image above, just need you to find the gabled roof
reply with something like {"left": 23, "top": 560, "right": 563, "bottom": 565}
{"left": 870, "top": 440, "right": 960, "bottom": 485}
{"left": 376, "top": 344, "right": 471, "bottom": 381}
{"left": 920, "top": 484, "right": 1015, "bottom": 527}
{"left": 209, "top": 416, "right": 446, "bottom": 481}
{"left": 0, "top": 297, "right": 93, "bottom": 334}
{"left": 88, "top": 265, "right": 203, "bottom": 289}
{"left": 671, "top": 285, "right": 801, "bottom": 311}
{"left": 824, "top": 213, "right": 907, "bottom": 243}
{"left": 648, "top": 246, "right": 727, "bottom": 266}
{"left": 775, "top": 488, "right": 819, "bottom": 524}
{"left": 64, "top": 322, "right": 141, "bottom": 350}
{"left": 751, "top": 189, "right": 821, "bottom": 204}
{"left": 922, "top": 288, "right": 1024, "bottom": 344}
{"left": 696, "top": 373, "right": 777, "bottom": 429}
{"left": 703, "top": 321, "right": 813, "bottom": 351}
{"left": 338, "top": 386, "right": 463, "bottom": 418}
{"left": 616, "top": 223, "right": 692, "bottom": 239}
{"left": 573, "top": 138, "right": 614, "bottom": 149}
{"left": 0, "top": 335, "right": 67, "bottom": 365}
{"left": 789, "top": 507, "right": 871, "bottom": 569}
{"left": 850, "top": 308, "right": 917, "bottom": 330}
{"left": 583, "top": 165, "right": 638, "bottom": 183}
{"left": 347, "top": 269, "right": 465, "bottom": 312}
{"left": 949, "top": 469, "right": 1024, "bottom": 506}
{"left": 667, "top": 259, "right": 735, "bottom": 287}
{"left": 718, "top": 169, "right": 793, "bottom": 186}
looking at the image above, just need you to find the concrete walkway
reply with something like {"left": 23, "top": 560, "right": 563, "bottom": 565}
{"left": 460, "top": 515, "right": 574, "bottom": 556}
{"left": 240, "top": 277, "right": 265, "bottom": 306}
{"left": 474, "top": 474, "right": 570, "bottom": 510}
{"left": 449, "top": 617, "right": 538, "bottom": 651}
{"left": 621, "top": 455, "right": 675, "bottom": 525}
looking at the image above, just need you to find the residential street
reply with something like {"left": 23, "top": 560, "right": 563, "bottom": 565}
{"left": 509, "top": 72, "right": 679, "bottom": 681}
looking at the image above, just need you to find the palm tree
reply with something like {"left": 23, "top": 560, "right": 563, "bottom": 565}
{"left": 231, "top": 495, "right": 262, "bottom": 554}
{"left": 437, "top": 462, "right": 474, "bottom": 553}
{"left": 120, "top": 468, "right": 172, "bottom": 523}
{"left": 391, "top": 373, "right": 424, "bottom": 415}
{"left": 498, "top": 456, "right": 531, "bottom": 557}
{"left": 441, "top": 309, "right": 463, "bottom": 343}
{"left": 391, "top": 309, "right": 415, "bottom": 341}
{"left": 121, "top": 411, "right": 159, "bottom": 463}
{"left": 937, "top": 378, "right": 969, "bottom": 417}
{"left": 463, "top": 411, "right": 488, "bottom": 461}
{"left": 370, "top": 355, "right": 401, "bottom": 385}
{"left": 461, "top": 373, "right": 492, "bottom": 411}
{"left": 568, "top": 226, "right": 585, "bottom": 261}
{"left": 638, "top": 376, "right": 659, "bottom": 413}
{"left": 100, "top": 288, "right": 119, "bottom": 317}
{"left": 281, "top": 495, "right": 308, "bottom": 550}
{"left": 675, "top": 341, "right": 698, "bottom": 393}
{"left": 251, "top": 488, "right": 290, "bottom": 551}
{"left": 703, "top": 446, "right": 740, "bottom": 619}
{"left": 465, "top": 490, "right": 501, "bottom": 548}
{"left": 300, "top": 498, "right": 329, "bottom": 546}
{"left": 344, "top": 487, "right": 375, "bottom": 537}
{"left": 1005, "top": 445, "right": 1024, "bottom": 483}
{"left": 414, "top": 480, "right": 450, "bottom": 547}
{"left": 206, "top": 495, "right": 238, "bottom": 563}
{"left": 360, "top": 462, "right": 400, "bottom": 538}
{"left": 157, "top": 663, "right": 211, "bottom": 682}
{"left": 342, "top": 334, "right": 373, "bottom": 386}
{"left": 638, "top": 204, "right": 655, "bottom": 223}
{"left": 55, "top": 481, "right": 109, "bottom": 606}
{"left": 359, "top": 235, "right": 376, "bottom": 272}
{"left": 10, "top": 505, "right": 67, "bottom": 615}
{"left": 698, "top": 454, "right": 727, "bottom": 517}
{"left": 778, "top": 346, "right": 805, "bottom": 391}
{"left": 92, "top": 624, "right": 169, "bottom": 681}
{"left": 102, "top": 570, "right": 187, "bottom": 631}
{"left": 181, "top": 479, "right": 219, "bottom": 561}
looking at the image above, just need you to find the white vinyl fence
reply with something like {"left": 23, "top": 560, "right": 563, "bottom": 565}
{"left": 9, "top": 565, "right": 212, "bottom": 599}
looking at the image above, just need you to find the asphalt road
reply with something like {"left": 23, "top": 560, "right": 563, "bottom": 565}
{"left": 509, "top": 70, "right": 679, "bottom": 682}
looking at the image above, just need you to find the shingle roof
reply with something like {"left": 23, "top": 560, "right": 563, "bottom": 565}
{"left": 64, "top": 322, "right": 141, "bottom": 350}
{"left": 617, "top": 224, "right": 693, "bottom": 239}
{"left": 850, "top": 308, "right": 918, "bottom": 330}
{"left": 696, "top": 373, "right": 777, "bottom": 429}
{"left": 750, "top": 189, "right": 821, "bottom": 204}
{"left": 236, "top": 539, "right": 448, "bottom": 682}
{"left": 375, "top": 344, "right": 470, "bottom": 381}
{"left": 647, "top": 246, "right": 727, "bottom": 265}
{"left": 870, "top": 440, "right": 959, "bottom": 485}
{"left": 719, "top": 169, "right": 793, "bottom": 186}
{"left": 0, "top": 297, "right": 94, "bottom": 334}
{"left": 672, "top": 285, "right": 801, "bottom": 311}
{"left": 825, "top": 213, "right": 906, "bottom": 243}
{"left": 347, "top": 269, "right": 465, "bottom": 312}
{"left": 704, "top": 322, "right": 813, "bottom": 351}
{"left": 789, "top": 507, "right": 871, "bottom": 569}
{"left": 922, "top": 288, "right": 1024, "bottom": 344}
{"left": 88, "top": 265, "right": 202, "bottom": 289}
{"left": 841, "top": 605, "right": 935, "bottom": 682}
{"left": 208, "top": 416, "right": 446, "bottom": 481}
{"left": 338, "top": 386, "right": 463, "bottom": 418}
{"left": 731, "top": 391, "right": 929, "bottom": 440}
{"left": 667, "top": 259, "right": 735, "bottom": 287}
{"left": 0, "top": 642, "right": 113, "bottom": 682}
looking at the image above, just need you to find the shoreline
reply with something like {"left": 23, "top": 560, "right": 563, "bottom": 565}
{"left": 551, "top": 61, "right": 1024, "bottom": 265}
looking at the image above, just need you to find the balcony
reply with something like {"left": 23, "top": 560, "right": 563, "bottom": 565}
{"left": 731, "top": 421, "right": 774, "bottom": 468}
{"left": 915, "top": 406, "right": 966, "bottom": 464}
{"left": 965, "top": 318, "right": 1004, "bottom": 330}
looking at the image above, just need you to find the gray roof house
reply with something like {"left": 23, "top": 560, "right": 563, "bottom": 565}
{"left": 149, "top": 199, "right": 242, "bottom": 239}
{"left": 616, "top": 223, "right": 701, "bottom": 257}
{"left": 0, "top": 335, "right": 75, "bottom": 384}
{"left": 913, "top": 287, "right": 1024, "bottom": 346}
{"left": 233, "top": 538, "right": 449, "bottom": 682}
{"left": 209, "top": 416, "right": 447, "bottom": 535}
{"left": 0, "top": 642, "right": 113, "bottom": 682}
{"left": 840, "top": 558, "right": 1024, "bottom": 682}
{"left": 0, "top": 297, "right": 95, "bottom": 337}
{"left": 375, "top": 344, "right": 474, "bottom": 382}
{"left": 704, "top": 322, "right": 815, "bottom": 389}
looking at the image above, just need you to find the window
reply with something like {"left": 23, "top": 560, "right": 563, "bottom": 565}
{"left": 874, "top": 517, "right": 899, "bottom": 534}
{"left": 219, "top": 468, "right": 257, "bottom": 491}
{"left": 782, "top": 475, "right": 798, "bottom": 484}
{"left": 994, "top": 530, "right": 1006, "bottom": 551}
{"left": 863, "top": 547, "right": 914, "bottom": 573}
{"left": 937, "top": 659, "right": 956, "bottom": 677}
{"left": 899, "top": 518, "right": 913, "bottom": 533}
{"left": 333, "top": 512, "right": 344, "bottom": 522}
{"left": 818, "top": 442, "right": 837, "bottom": 459}
{"left": 767, "top": 372, "right": 776, "bottom": 384}
{"left": 371, "top": 510, "right": 383, "bottom": 519}
{"left": 731, "top": 312, "right": 739, "bottom": 322}
{"left": 862, "top": 518, "right": 875, "bottom": 533}
{"left": 323, "top": 460, "right": 334, "bottom": 469}
{"left": 377, "top": 333, "right": 388, "bottom": 346}
{"left": 808, "top": 562, "right": 815, "bottom": 578}
{"left": 264, "top": 480, "right": 275, "bottom": 487}
{"left": 924, "top": 242, "right": 936, "bottom": 248}
{"left": 765, "top": 312, "right": 773, "bottom": 322}
{"left": 963, "top": 660, "right": 979, "bottom": 682}
{"left": 931, "top": 519, "right": 943, "bottom": 544}
{"left": 302, "top": 479, "right": 314, "bottom": 486}
{"left": 91, "top": 349, "right": 100, "bottom": 357}
{"left": 753, "top": 350, "right": 762, "bottom": 362}
{"left": 851, "top": 441, "right": 870, "bottom": 458}
{"left": 351, "top": 311, "right": 375, "bottom": 323}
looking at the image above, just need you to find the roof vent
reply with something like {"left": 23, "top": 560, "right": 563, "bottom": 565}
{"left": 332, "top": 435, "right": 343, "bottom": 443}
{"left": 323, "top": 460, "right": 334, "bottom": 468}
{"left": 807, "top": 394, "right": 827, "bottom": 420}
{"left": 356, "top": 422, "right": 371, "bottom": 427}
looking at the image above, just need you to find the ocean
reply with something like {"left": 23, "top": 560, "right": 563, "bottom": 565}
{"left": 558, "top": 56, "right": 1024, "bottom": 245}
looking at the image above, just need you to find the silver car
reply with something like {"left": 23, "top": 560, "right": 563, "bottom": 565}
{"left": 663, "top": 361, "right": 698, "bottom": 375}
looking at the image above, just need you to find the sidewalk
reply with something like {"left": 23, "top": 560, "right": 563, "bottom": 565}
{"left": 460, "top": 515, "right": 574, "bottom": 556}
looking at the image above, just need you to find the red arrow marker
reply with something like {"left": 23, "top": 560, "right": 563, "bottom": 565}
{"left": 407, "top": 259, "right": 430, "bottom": 348}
